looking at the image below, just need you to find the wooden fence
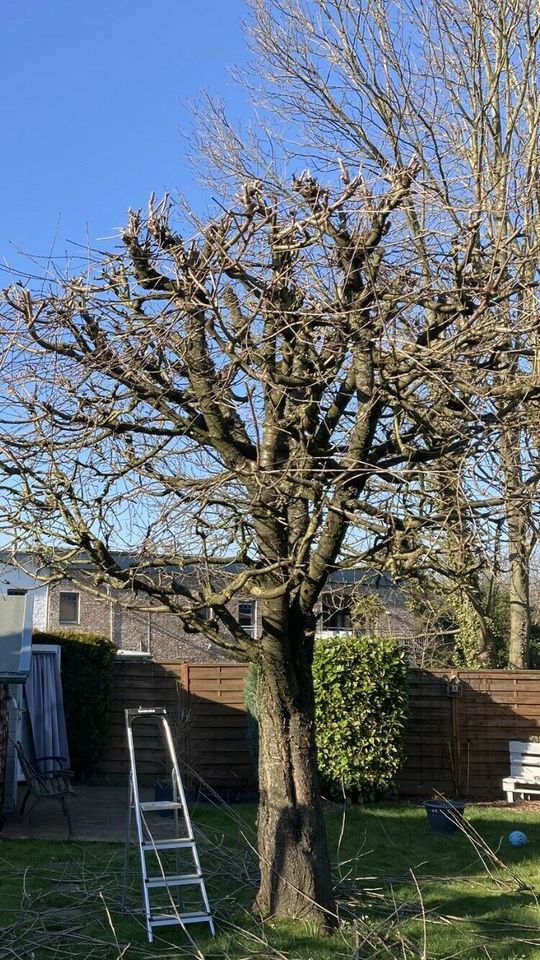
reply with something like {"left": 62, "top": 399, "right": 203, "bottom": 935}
{"left": 94, "top": 662, "right": 540, "bottom": 799}
{"left": 401, "top": 669, "right": 540, "bottom": 799}
{"left": 94, "top": 660, "right": 256, "bottom": 794}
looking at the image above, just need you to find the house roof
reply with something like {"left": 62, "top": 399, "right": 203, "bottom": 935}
{"left": 1, "top": 550, "right": 402, "bottom": 599}
{"left": 326, "top": 569, "right": 394, "bottom": 588}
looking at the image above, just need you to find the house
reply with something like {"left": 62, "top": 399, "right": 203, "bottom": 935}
{"left": 0, "top": 559, "right": 48, "bottom": 630}
{"left": 318, "top": 569, "right": 412, "bottom": 639}
{"left": 0, "top": 555, "right": 413, "bottom": 663}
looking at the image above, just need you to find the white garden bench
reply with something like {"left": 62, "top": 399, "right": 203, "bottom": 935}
{"left": 503, "top": 740, "right": 540, "bottom": 802}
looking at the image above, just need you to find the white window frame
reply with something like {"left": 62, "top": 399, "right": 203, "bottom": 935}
{"left": 238, "top": 600, "right": 256, "bottom": 637}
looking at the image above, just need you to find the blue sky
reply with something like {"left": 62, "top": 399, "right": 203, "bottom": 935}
{"left": 1, "top": 0, "right": 248, "bottom": 279}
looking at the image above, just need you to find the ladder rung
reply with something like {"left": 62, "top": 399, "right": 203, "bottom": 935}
{"left": 142, "top": 838, "right": 195, "bottom": 851}
{"left": 146, "top": 873, "right": 202, "bottom": 888}
{"left": 150, "top": 911, "right": 213, "bottom": 927}
{"left": 140, "top": 801, "right": 183, "bottom": 812}
{"left": 126, "top": 707, "right": 167, "bottom": 717}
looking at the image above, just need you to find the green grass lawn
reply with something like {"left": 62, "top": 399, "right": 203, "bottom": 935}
{"left": 1, "top": 802, "right": 539, "bottom": 959}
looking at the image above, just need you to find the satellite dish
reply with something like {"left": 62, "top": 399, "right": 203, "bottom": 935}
{"left": 0, "top": 594, "right": 32, "bottom": 683}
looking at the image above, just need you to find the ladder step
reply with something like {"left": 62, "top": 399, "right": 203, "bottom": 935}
{"left": 140, "top": 801, "right": 183, "bottom": 812}
{"left": 127, "top": 707, "right": 167, "bottom": 717}
{"left": 146, "top": 873, "right": 203, "bottom": 888}
{"left": 142, "top": 838, "right": 195, "bottom": 852}
{"left": 150, "top": 911, "right": 213, "bottom": 927}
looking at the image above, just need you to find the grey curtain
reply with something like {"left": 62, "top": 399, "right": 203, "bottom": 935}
{"left": 25, "top": 648, "right": 70, "bottom": 773}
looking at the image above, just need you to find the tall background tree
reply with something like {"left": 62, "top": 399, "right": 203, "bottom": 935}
{"left": 1, "top": 0, "right": 540, "bottom": 927}
{"left": 242, "top": 0, "right": 540, "bottom": 668}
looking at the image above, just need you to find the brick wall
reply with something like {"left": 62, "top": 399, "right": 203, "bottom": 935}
{"left": 46, "top": 580, "right": 231, "bottom": 663}
{"left": 48, "top": 579, "right": 111, "bottom": 637}
{"left": 46, "top": 576, "right": 413, "bottom": 663}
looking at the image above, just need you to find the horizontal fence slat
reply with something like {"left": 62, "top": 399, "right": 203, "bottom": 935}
{"left": 92, "top": 662, "right": 540, "bottom": 799}
{"left": 94, "top": 660, "right": 255, "bottom": 790}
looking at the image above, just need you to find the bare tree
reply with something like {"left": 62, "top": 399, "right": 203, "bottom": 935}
{"left": 1, "top": 0, "right": 540, "bottom": 929}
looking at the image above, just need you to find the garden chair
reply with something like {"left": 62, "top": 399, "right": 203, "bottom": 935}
{"left": 15, "top": 741, "right": 75, "bottom": 837}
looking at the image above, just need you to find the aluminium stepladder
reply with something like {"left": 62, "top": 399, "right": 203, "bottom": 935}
{"left": 122, "top": 707, "right": 215, "bottom": 943}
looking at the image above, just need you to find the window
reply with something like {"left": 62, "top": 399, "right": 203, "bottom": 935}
{"left": 59, "top": 591, "right": 80, "bottom": 624}
{"left": 321, "top": 595, "right": 352, "bottom": 632}
{"left": 7, "top": 588, "right": 27, "bottom": 596}
{"left": 238, "top": 601, "right": 255, "bottom": 637}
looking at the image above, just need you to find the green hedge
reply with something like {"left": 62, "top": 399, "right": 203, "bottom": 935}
{"left": 33, "top": 630, "right": 116, "bottom": 777}
{"left": 313, "top": 634, "right": 408, "bottom": 800}
{"left": 245, "top": 633, "right": 408, "bottom": 801}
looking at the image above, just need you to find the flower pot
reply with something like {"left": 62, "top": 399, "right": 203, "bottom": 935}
{"left": 424, "top": 800, "right": 465, "bottom": 833}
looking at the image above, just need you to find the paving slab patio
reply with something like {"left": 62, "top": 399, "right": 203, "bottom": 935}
{"left": 1, "top": 784, "right": 177, "bottom": 842}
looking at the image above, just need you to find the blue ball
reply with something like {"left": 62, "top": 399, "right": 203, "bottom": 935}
{"left": 508, "top": 830, "right": 528, "bottom": 847}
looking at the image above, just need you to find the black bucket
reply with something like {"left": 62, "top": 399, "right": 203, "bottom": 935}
{"left": 424, "top": 800, "right": 465, "bottom": 833}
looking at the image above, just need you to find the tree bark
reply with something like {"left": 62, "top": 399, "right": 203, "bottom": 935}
{"left": 507, "top": 507, "right": 530, "bottom": 668}
{"left": 253, "top": 637, "right": 336, "bottom": 932}
{"left": 501, "top": 426, "right": 530, "bottom": 668}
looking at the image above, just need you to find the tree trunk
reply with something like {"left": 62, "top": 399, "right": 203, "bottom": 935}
{"left": 456, "top": 589, "right": 491, "bottom": 666}
{"left": 253, "top": 643, "right": 337, "bottom": 932}
{"left": 501, "top": 426, "right": 530, "bottom": 668}
{"left": 507, "top": 510, "right": 530, "bottom": 668}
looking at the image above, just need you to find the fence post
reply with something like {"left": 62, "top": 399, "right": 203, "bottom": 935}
{"left": 179, "top": 664, "right": 190, "bottom": 783}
